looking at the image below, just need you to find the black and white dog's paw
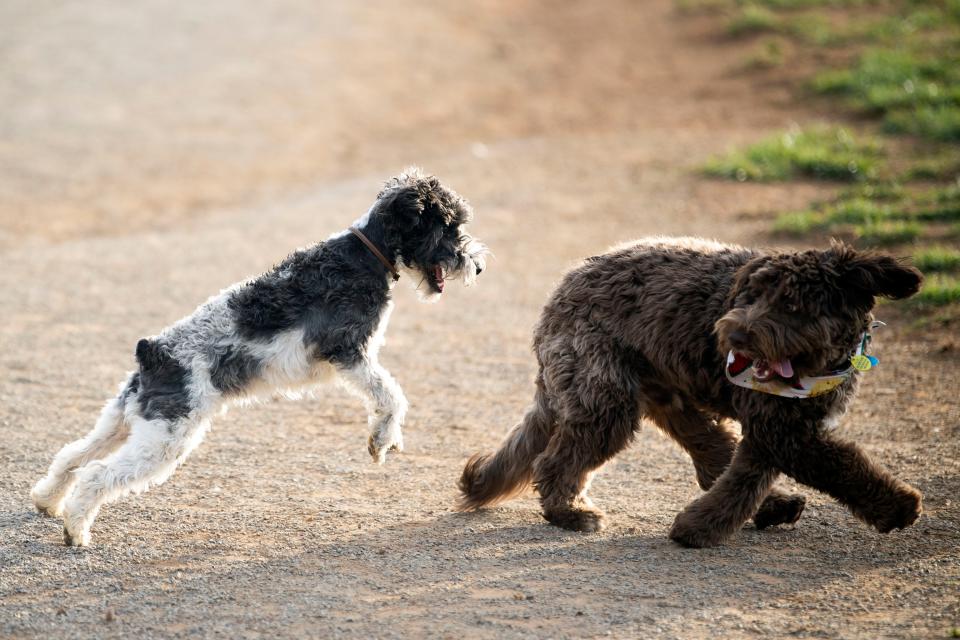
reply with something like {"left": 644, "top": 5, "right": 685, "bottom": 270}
{"left": 368, "top": 428, "right": 404, "bottom": 464}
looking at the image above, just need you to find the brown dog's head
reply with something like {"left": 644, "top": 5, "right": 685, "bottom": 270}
{"left": 716, "top": 242, "right": 922, "bottom": 381}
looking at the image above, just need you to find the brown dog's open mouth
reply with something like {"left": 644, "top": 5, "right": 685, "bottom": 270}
{"left": 750, "top": 358, "right": 795, "bottom": 382}
{"left": 729, "top": 352, "right": 796, "bottom": 382}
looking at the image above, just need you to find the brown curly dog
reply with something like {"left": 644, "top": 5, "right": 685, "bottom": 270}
{"left": 459, "top": 237, "right": 923, "bottom": 547}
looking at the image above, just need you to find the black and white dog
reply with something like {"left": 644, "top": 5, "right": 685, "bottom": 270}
{"left": 32, "top": 169, "right": 487, "bottom": 546}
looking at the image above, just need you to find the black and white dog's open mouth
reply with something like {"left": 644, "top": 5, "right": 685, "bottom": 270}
{"left": 429, "top": 264, "right": 445, "bottom": 293}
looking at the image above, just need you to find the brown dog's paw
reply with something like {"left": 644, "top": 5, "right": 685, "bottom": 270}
{"left": 669, "top": 511, "right": 727, "bottom": 548}
{"left": 543, "top": 507, "right": 606, "bottom": 533}
{"left": 754, "top": 493, "right": 806, "bottom": 530}
{"left": 874, "top": 487, "right": 923, "bottom": 533}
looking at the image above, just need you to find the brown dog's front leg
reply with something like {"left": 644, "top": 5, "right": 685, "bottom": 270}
{"left": 774, "top": 434, "right": 922, "bottom": 533}
{"left": 669, "top": 440, "right": 777, "bottom": 548}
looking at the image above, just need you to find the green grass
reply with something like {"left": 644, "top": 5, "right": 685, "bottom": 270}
{"left": 675, "top": 0, "right": 732, "bottom": 14}
{"left": 885, "top": 104, "right": 960, "bottom": 141}
{"left": 842, "top": 181, "right": 905, "bottom": 201}
{"left": 840, "top": 7, "right": 950, "bottom": 45}
{"left": 773, "top": 210, "right": 825, "bottom": 234}
{"left": 902, "top": 152, "right": 960, "bottom": 180}
{"left": 742, "top": 38, "right": 787, "bottom": 68}
{"left": 773, "top": 183, "right": 960, "bottom": 238}
{"left": 786, "top": 14, "right": 835, "bottom": 44}
{"left": 855, "top": 219, "right": 922, "bottom": 245}
{"left": 913, "top": 246, "right": 960, "bottom": 272}
{"left": 676, "top": 0, "right": 884, "bottom": 11}
{"left": 742, "top": 0, "right": 881, "bottom": 8}
{"left": 704, "top": 126, "right": 881, "bottom": 181}
{"left": 812, "top": 47, "right": 960, "bottom": 141}
{"left": 915, "top": 202, "right": 960, "bottom": 222}
{"left": 824, "top": 197, "right": 894, "bottom": 224}
{"left": 911, "top": 273, "right": 960, "bottom": 305}
{"left": 812, "top": 49, "right": 960, "bottom": 108}
{"left": 728, "top": 4, "right": 779, "bottom": 35}
{"left": 915, "top": 183, "right": 960, "bottom": 220}
{"left": 693, "top": 0, "right": 960, "bottom": 313}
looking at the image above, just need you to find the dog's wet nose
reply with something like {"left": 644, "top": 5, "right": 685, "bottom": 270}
{"left": 728, "top": 330, "right": 750, "bottom": 349}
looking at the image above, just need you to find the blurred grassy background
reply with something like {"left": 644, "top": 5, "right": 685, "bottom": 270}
{"left": 686, "top": 0, "right": 960, "bottom": 316}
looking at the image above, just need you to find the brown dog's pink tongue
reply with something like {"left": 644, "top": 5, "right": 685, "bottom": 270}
{"left": 771, "top": 359, "right": 794, "bottom": 378}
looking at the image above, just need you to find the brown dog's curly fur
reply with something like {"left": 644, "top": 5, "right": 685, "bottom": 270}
{"left": 459, "top": 237, "right": 924, "bottom": 547}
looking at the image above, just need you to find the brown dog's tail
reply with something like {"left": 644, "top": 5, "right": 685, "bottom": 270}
{"left": 457, "top": 387, "right": 554, "bottom": 511}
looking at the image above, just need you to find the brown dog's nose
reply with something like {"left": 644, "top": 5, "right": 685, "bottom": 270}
{"left": 728, "top": 330, "right": 750, "bottom": 349}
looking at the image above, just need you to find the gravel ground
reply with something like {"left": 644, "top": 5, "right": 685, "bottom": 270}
{"left": 1, "top": 1, "right": 958, "bottom": 638}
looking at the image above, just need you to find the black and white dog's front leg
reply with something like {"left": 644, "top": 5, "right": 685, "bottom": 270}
{"left": 340, "top": 359, "right": 408, "bottom": 464}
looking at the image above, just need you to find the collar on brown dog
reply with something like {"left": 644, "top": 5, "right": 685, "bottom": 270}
{"left": 349, "top": 227, "right": 400, "bottom": 281}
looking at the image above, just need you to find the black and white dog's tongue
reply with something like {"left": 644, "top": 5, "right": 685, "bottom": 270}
{"left": 433, "top": 264, "right": 445, "bottom": 292}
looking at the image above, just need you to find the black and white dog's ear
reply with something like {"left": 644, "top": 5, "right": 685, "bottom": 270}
{"left": 376, "top": 185, "right": 424, "bottom": 230}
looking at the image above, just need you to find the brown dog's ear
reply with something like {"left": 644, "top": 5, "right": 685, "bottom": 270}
{"left": 844, "top": 253, "right": 924, "bottom": 300}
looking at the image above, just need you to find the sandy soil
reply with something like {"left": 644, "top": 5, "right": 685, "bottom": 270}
{"left": 1, "top": 1, "right": 958, "bottom": 638}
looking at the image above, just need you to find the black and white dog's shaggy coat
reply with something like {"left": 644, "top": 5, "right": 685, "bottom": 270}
{"left": 32, "top": 169, "right": 486, "bottom": 546}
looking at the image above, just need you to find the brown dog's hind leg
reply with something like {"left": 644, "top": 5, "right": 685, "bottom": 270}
{"left": 533, "top": 366, "right": 639, "bottom": 533}
{"left": 773, "top": 433, "right": 922, "bottom": 533}
{"left": 531, "top": 339, "right": 642, "bottom": 532}
{"left": 533, "top": 421, "right": 636, "bottom": 532}
{"left": 669, "top": 439, "right": 778, "bottom": 548}
{"left": 648, "top": 406, "right": 805, "bottom": 530}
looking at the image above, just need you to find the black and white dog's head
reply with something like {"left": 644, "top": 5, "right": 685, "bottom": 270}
{"left": 375, "top": 168, "right": 487, "bottom": 300}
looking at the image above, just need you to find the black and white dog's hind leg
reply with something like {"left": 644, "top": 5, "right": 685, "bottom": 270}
{"left": 61, "top": 408, "right": 210, "bottom": 547}
{"left": 31, "top": 377, "right": 134, "bottom": 518}
{"left": 53, "top": 348, "right": 213, "bottom": 546}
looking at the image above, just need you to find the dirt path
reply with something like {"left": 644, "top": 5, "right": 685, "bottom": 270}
{"left": 1, "top": 1, "right": 958, "bottom": 638}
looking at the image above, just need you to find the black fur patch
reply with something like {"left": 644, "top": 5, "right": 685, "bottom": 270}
{"left": 228, "top": 227, "right": 391, "bottom": 368}
{"left": 228, "top": 169, "right": 480, "bottom": 368}
{"left": 120, "top": 372, "right": 141, "bottom": 403}
{"left": 134, "top": 338, "right": 192, "bottom": 421}
{"left": 209, "top": 345, "right": 262, "bottom": 394}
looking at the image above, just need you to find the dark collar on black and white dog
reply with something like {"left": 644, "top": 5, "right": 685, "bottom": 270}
{"left": 350, "top": 226, "right": 400, "bottom": 281}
